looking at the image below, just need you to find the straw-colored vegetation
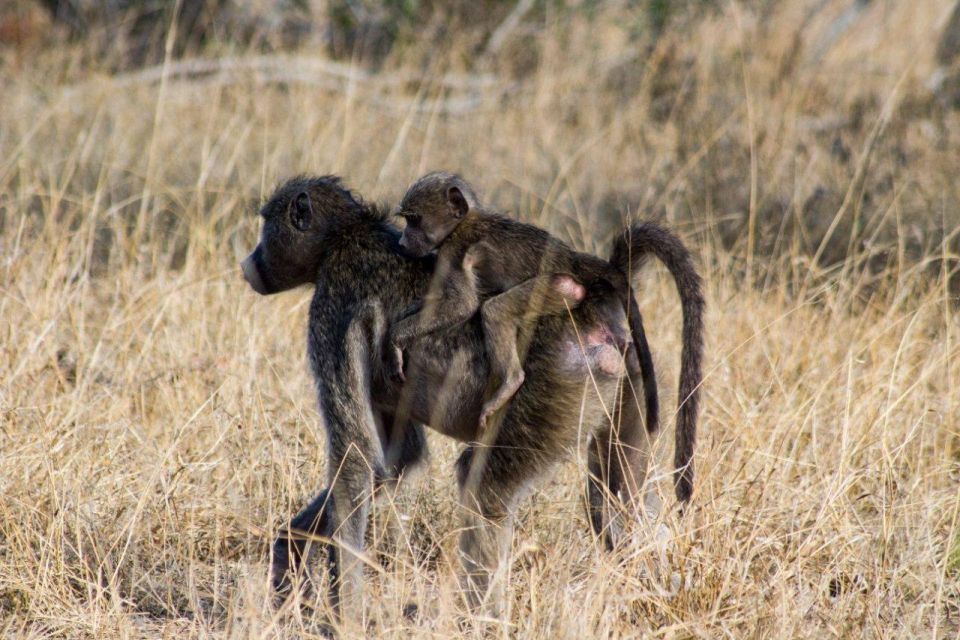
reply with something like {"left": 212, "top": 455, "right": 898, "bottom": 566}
{"left": 1, "top": 1, "right": 958, "bottom": 637}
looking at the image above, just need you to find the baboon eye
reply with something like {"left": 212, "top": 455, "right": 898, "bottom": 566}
{"left": 404, "top": 214, "right": 421, "bottom": 227}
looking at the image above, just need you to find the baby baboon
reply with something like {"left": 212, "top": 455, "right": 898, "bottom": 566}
{"left": 390, "top": 171, "right": 642, "bottom": 432}
{"left": 240, "top": 174, "right": 703, "bottom": 622}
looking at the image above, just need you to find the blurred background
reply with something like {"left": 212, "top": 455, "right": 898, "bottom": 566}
{"left": 2, "top": 0, "right": 960, "bottom": 272}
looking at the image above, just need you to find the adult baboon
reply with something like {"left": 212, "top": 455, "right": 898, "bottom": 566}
{"left": 240, "top": 175, "right": 704, "bottom": 620}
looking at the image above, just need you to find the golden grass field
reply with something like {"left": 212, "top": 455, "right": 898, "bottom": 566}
{"left": 1, "top": 1, "right": 959, "bottom": 637}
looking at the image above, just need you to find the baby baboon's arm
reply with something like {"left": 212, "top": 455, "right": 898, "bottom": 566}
{"left": 390, "top": 251, "right": 482, "bottom": 351}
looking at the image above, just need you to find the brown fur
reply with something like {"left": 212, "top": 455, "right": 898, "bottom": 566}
{"left": 391, "top": 171, "right": 639, "bottom": 431}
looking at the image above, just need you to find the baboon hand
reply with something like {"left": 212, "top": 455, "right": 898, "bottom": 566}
{"left": 477, "top": 408, "right": 491, "bottom": 436}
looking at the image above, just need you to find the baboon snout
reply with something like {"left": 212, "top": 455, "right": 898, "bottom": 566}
{"left": 241, "top": 250, "right": 269, "bottom": 295}
{"left": 398, "top": 235, "right": 430, "bottom": 258}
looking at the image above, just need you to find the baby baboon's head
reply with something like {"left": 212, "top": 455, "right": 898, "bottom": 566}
{"left": 395, "top": 171, "right": 479, "bottom": 258}
{"left": 241, "top": 175, "right": 364, "bottom": 295}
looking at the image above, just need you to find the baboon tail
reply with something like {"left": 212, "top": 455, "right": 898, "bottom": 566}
{"left": 610, "top": 223, "right": 705, "bottom": 503}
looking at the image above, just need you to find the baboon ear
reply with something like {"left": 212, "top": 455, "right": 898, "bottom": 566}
{"left": 446, "top": 186, "right": 470, "bottom": 218}
{"left": 290, "top": 192, "right": 313, "bottom": 231}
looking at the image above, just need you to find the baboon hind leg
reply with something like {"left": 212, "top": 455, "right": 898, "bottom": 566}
{"left": 586, "top": 360, "right": 652, "bottom": 550}
{"left": 454, "top": 424, "right": 561, "bottom": 614}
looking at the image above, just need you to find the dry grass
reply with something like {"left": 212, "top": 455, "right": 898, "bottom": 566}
{"left": 1, "top": 1, "right": 959, "bottom": 638}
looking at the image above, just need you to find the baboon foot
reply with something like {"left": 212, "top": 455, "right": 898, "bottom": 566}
{"left": 270, "top": 537, "right": 294, "bottom": 598}
{"left": 479, "top": 370, "right": 525, "bottom": 432}
{"left": 270, "top": 542, "right": 310, "bottom": 608}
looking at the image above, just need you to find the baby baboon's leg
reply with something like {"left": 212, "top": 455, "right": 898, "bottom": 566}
{"left": 478, "top": 274, "right": 585, "bottom": 429}
{"left": 586, "top": 359, "right": 651, "bottom": 550}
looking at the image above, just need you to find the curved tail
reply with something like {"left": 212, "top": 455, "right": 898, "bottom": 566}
{"left": 610, "top": 223, "right": 705, "bottom": 503}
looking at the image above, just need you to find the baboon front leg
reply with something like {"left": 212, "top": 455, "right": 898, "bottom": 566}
{"left": 274, "top": 301, "right": 388, "bottom": 621}
{"left": 478, "top": 274, "right": 585, "bottom": 431}
{"left": 327, "top": 447, "right": 379, "bottom": 620}
{"left": 324, "top": 302, "right": 392, "bottom": 621}
{"left": 271, "top": 417, "right": 425, "bottom": 609}
{"left": 271, "top": 448, "right": 378, "bottom": 617}
{"left": 586, "top": 363, "right": 652, "bottom": 550}
{"left": 457, "top": 493, "right": 514, "bottom": 614}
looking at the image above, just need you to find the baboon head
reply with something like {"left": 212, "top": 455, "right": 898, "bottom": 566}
{"left": 395, "top": 171, "right": 479, "bottom": 258}
{"left": 241, "top": 175, "right": 365, "bottom": 295}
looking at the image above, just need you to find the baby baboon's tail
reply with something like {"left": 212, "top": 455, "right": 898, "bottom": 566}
{"left": 610, "top": 223, "right": 705, "bottom": 503}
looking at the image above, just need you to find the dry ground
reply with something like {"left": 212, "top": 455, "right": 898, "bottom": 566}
{"left": 1, "top": 1, "right": 959, "bottom": 638}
